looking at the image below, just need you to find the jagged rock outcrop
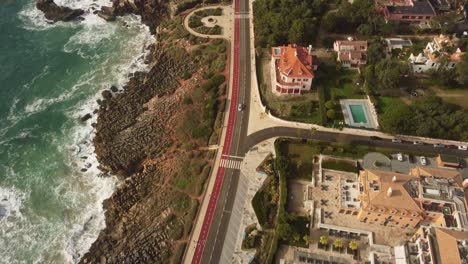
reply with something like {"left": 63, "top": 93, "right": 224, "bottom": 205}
{"left": 36, "top": 0, "right": 84, "bottom": 22}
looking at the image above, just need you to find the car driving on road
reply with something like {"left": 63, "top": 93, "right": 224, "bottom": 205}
{"left": 392, "top": 138, "right": 402, "bottom": 143}
{"left": 237, "top": 103, "right": 244, "bottom": 112}
{"left": 458, "top": 145, "right": 467, "bottom": 151}
{"left": 413, "top": 141, "right": 423, "bottom": 145}
{"left": 433, "top": 143, "right": 445, "bottom": 148}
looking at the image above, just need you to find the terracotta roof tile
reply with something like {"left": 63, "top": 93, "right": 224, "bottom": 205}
{"left": 272, "top": 45, "right": 314, "bottom": 78}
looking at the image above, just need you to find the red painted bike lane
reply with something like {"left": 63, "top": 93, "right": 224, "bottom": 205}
{"left": 191, "top": 1, "right": 241, "bottom": 263}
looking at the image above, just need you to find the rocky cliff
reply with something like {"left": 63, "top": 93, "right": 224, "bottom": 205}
{"left": 36, "top": 0, "right": 84, "bottom": 22}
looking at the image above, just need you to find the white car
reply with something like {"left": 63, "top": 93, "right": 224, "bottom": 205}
{"left": 459, "top": 145, "right": 467, "bottom": 151}
{"left": 392, "top": 138, "right": 402, "bottom": 143}
{"left": 420, "top": 156, "right": 427, "bottom": 166}
{"left": 413, "top": 141, "right": 423, "bottom": 145}
{"left": 237, "top": 103, "right": 244, "bottom": 111}
{"left": 397, "top": 153, "right": 403, "bottom": 162}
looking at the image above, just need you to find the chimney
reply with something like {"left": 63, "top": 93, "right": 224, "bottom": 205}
{"left": 308, "top": 45, "right": 312, "bottom": 55}
{"left": 392, "top": 176, "right": 397, "bottom": 182}
{"left": 387, "top": 187, "right": 393, "bottom": 197}
{"left": 463, "top": 179, "right": 468, "bottom": 189}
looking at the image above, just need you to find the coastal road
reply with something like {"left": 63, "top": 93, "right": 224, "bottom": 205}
{"left": 190, "top": 0, "right": 251, "bottom": 262}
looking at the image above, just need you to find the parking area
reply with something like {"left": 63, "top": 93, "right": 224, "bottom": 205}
{"left": 362, "top": 152, "right": 438, "bottom": 174}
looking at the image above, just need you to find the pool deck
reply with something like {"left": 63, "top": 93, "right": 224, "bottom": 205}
{"left": 340, "top": 99, "right": 378, "bottom": 129}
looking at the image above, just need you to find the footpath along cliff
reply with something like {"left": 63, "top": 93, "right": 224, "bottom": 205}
{"left": 36, "top": 0, "right": 230, "bottom": 263}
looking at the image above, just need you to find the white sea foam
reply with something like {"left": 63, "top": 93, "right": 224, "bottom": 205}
{"left": 18, "top": 0, "right": 112, "bottom": 31}
{"left": 12, "top": 1, "right": 156, "bottom": 263}
{"left": 58, "top": 15, "right": 154, "bottom": 264}
{"left": 0, "top": 185, "right": 26, "bottom": 222}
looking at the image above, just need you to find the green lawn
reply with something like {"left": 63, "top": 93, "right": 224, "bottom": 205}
{"left": 322, "top": 160, "right": 357, "bottom": 173}
{"left": 329, "top": 70, "right": 366, "bottom": 100}
{"left": 376, "top": 96, "right": 406, "bottom": 114}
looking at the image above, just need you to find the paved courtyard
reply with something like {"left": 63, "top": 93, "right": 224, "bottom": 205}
{"left": 311, "top": 170, "right": 415, "bottom": 246}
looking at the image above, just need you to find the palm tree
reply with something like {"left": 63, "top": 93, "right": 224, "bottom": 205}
{"left": 319, "top": 235, "right": 329, "bottom": 246}
{"left": 293, "top": 232, "right": 300, "bottom": 242}
{"left": 348, "top": 240, "right": 358, "bottom": 251}
{"left": 303, "top": 235, "right": 311, "bottom": 245}
{"left": 333, "top": 239, "right": 343, "bottom": 251}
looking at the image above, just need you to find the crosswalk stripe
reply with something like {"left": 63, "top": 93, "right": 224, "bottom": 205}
{"left": 219, "top": 157, "right": 243, "bottom": 170}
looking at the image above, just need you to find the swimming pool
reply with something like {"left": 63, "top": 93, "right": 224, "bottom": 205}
{"left": 349, "top": 104, "right": 368, "bottom": 123}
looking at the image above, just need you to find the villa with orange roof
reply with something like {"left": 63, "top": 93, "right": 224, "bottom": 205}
{"left": 409, "top": 34, "right": 465, "bottom": 73}
{"left": 355, "top": 167, "right": 468, "bottom": 229}
{"left": 271, "top": 44, "right": 317, "bottom": 95}
{"left": 333, "top": 40, "right": 368, "bottom": 68}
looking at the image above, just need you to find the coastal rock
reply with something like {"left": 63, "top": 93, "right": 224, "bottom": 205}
{"left": 97, "top": 6, "right": 116, "bottom": 21}
{"left": 82, "top": 41, "right": 196, "bottom": 263}
{"left": 101, "top": 90, "right": 113, "bottom": 100}
{"left": 81, "top": 113, "right": 92, "bottom": 122}
{"left": 110, "top": 85, "right": 119, "bottom": 93}
{"left": 36, "top": 0, "right": 85, "bottom": 22}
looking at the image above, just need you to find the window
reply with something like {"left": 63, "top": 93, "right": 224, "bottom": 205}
{"left": 303, "top": 78, "right": 307, "bottom": 81}
{"left": 402, "top": 16, "right": 409, "bottom": 19}
{"left": 410, "top": 16, "right": 416, "bottom": 19}
{"left": 432, "top": 63, "right": 435, "bottom": 67}
{"left": 418, "top": 16, "right": 423, "bottom": 19}
{"left": 378, "top": 214, "right": 381, "bottom": 216}
{"left": 292, "top": 78, "right": 295, "bottom": 82}
{"left": 426, "top": 16, "right": 431, "bottom": 19}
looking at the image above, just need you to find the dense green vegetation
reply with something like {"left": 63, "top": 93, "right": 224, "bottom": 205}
{"left": 253, "top": 0, "right": 328, "bottom": 47}
{"left": 322, "top": 0, "right": 391, "bottom": 36}
{"left": 251, "top": 177, "right": 278, "bottom": 228}
{"left": 380, "top": 96, "right": 468, "bottom": 141}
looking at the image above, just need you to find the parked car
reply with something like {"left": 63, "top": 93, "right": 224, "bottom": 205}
{"left": 420, "top": 156, "right": 427, "bottom": 166}
{"left": 459, "top": 145, "right": 467, "bottom": 151}
{"left": 413, "top": 141, "right": 423, "bottom": 145}
{"left": 369, "top": 136, "right": 382, "bottom": 140}
{"left": 237, "top": 103, "right": 244, "bottom": 112}
{"left": 397, "top": 153, "right": 403, "bottom": 161}
{"left": 433, "top": 143, "right": 445, "bottom": 148}
{"left": 446, "top": 145, "right": 457, "bottom": 149}
{"left": 392, "top": 138, "right": 402, "bottom": 143}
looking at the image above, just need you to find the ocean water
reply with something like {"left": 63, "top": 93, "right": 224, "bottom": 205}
{"left": 0, "top": 0, "right": 154, "bottom": 262}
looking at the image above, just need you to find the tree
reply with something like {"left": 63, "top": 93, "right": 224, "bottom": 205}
{"left": 326, "top": 109, "right": 336, "bottom": 119}
{"left": 348, "top": 240, "right": 358, "bottom": 251}
{"left": 374, "top": 58, "right": 402, "bottom": 91}
{"left": 289, "top": 20, "right": 305, "bottom": 45}
{"left": 296, "top": 160, "right": 303, "bottom": 170}
{"left": 367, "top": 38, "right": 385, "bottom": 65}
{"left": 325, "top": 100, "right": 336, "bottom": 109}
{"left": 303, "top": 235, "right": 311, "bottom": 245}
{"left": 455, "top": 53, "right": 468, "bottom": 85}
{"left": 333, "top": 239, "right": 343, "bottom": 250}
{"left": 319, "top": 235, "right": 329, "bottom": 246}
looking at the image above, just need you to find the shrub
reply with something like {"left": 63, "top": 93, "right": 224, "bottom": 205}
{"left": 326, "top": 109, "right": 336, "bottom": 119}
{"left": 182, "top": 71, "right": 192, "bottom": 80}
{"left": 183, "top": 96, "right": 193, "bottom": 104}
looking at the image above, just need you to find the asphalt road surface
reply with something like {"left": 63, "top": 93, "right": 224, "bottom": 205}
{"left": 192, "top": 0, "right": 251, "bottom": 262}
